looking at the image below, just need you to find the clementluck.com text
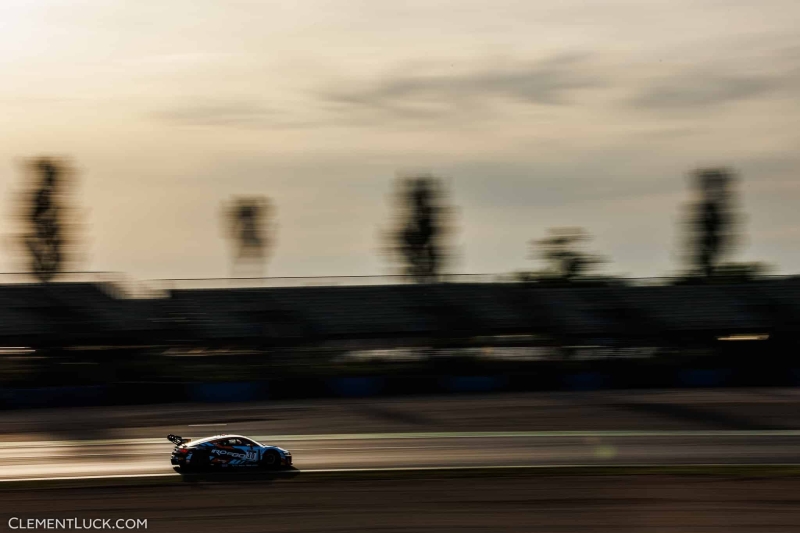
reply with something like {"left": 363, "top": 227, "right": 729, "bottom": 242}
{"left": 8, "top": 518, "right": 147, "bottom": 530}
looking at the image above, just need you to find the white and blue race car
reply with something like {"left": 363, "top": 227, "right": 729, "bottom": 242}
{"left": 169, "top": 434, "right": 292, "bottom": 472}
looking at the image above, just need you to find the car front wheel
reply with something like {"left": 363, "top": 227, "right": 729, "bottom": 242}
{"left": 262, "top": 450, "right": 281, "bottom": 470}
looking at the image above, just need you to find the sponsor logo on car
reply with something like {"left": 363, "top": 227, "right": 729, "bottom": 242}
{"left": 211, "top": 448, "right": 259, "bottom": 461}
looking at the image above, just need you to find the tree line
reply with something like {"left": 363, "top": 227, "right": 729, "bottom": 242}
{"left": 12, "top": 157, "right": 765, "bottom": 284}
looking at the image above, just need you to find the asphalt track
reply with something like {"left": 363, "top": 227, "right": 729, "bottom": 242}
{"left": 3, "top": 391, "right": 800, "bottom": 532}
{"left": 4, "top": 430, "right": 800, "bottom": 482}
{"left": 4, "top": 473, "right": 800, "bottom": 532}
{"left": 3, "top": 389, "right": 800, "bottom": 482}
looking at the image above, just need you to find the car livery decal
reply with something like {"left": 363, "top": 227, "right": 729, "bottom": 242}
{"left": 173, "top": 435, "right": 288, "bottom": 470}
{"left": 211, "top": 448, "right": 259, "bottom": 462}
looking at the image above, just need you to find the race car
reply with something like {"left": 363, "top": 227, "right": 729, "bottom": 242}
{"left": 168, "top": 433, "right": 292, "bottom": 472}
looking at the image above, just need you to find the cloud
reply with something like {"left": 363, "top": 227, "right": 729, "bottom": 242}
{"left": 631, "top": 71, "right": 775, "bottom": 110}
{"left": 153, "top": 48, "right": 800, "bottom": 129}
{"left": 152, "top": 54, "right": 604, "bottom": 129}
{"left": 154, "top": 101, "right": 296, "bottom": 128}
{"left": 318, "top": 53, "right": 603, "bottom": 121}
{"left": 628, "top": 60, "right": 800, "bottom": 112}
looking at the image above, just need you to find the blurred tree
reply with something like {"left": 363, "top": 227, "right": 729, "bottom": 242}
{"left": 530, "top": 228, "right": 604, "bottom": 282}
{"left": 17, "top": 158, "right": 83, "bottom": 282}
{"left": 385, "top": 175, "right": 455, "bottom": 283}
{"left": 222, "top": 196, "right": 275, "bottom": 277}
{"left": 685, "top": 168, "right": 740, "bottom": 278}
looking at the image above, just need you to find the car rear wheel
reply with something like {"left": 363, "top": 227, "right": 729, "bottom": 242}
{"left": 183, "top": 452, "right": 210, "bottom": 473}
{"left": 175, "top": 463, "right": 197, "bottom": 474}
{"left": 262, "top": 450, "right": 281, "bottom": 470}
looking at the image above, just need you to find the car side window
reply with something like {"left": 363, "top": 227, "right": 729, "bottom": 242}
{"left": 227, "top": 438, "right": 243, "bottom": 446}
{"left": 213, "top": 438, "right": 230, "bottom": 447}
{"left": 239, "top": 438, "right": 255, "bottom": 447}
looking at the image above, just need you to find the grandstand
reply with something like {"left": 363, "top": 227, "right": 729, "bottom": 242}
{"left": 0, "top": 282, "right": 158, "bottom": 347}
{"left": 0, "top": 277, "right": 796, "bottom": 350}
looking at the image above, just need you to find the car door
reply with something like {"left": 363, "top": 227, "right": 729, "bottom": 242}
{"left": 207, "top": 438, "right": 235, "bottom": 467}
{"left": 235, "top": 438, "right": 262, "bottom": 466}
{"left": 219, "top": 437, "right": 260, "bottom": 467}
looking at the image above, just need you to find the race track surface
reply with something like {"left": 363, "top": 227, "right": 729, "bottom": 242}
{"left": 4, "top": 474, "right": 800, "bottom": 532}
{"left": 3, "top": 390, "right": 800, "bottom": 532}
{"left": 3, "top": 431, "right": 800, "bottom": 481}
{"left": 2, "top": 389, "right": 800, "bottom": 481}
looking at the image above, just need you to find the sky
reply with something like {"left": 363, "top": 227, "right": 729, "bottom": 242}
{"left": 0, "top": 0, "right": 799, "bottom": 280}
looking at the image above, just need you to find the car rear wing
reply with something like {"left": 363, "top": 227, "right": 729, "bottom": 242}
{"left": 167, "top": 434, "right": 191, "bottom": 446}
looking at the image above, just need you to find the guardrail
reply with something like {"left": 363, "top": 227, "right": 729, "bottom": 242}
{"left": 0, "top": 272, "right": 795, "bottom": 296}
{"left": 146, "top": 274, "right": 798, "bottom": 291}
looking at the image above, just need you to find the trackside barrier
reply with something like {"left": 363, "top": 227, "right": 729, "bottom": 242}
{"left": 184, "top": 382, "right": 268, "bottom": 403}
{"left": 563, "top": 372, "right": 609, "bottom": 391}
{"left": 0, "top": 385, "right": 110, "bottom": 408}
{"left": 677, "top": 369, "right": 732, "bottom": 388}
{"left": 2, "top": 366, "right": 800, "bottom": 409}
{"left": 440, "top": 376, "right": 509, "bottom": 393}
{"left": 327, "top": 377, "right": 385, "bottom": 398}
